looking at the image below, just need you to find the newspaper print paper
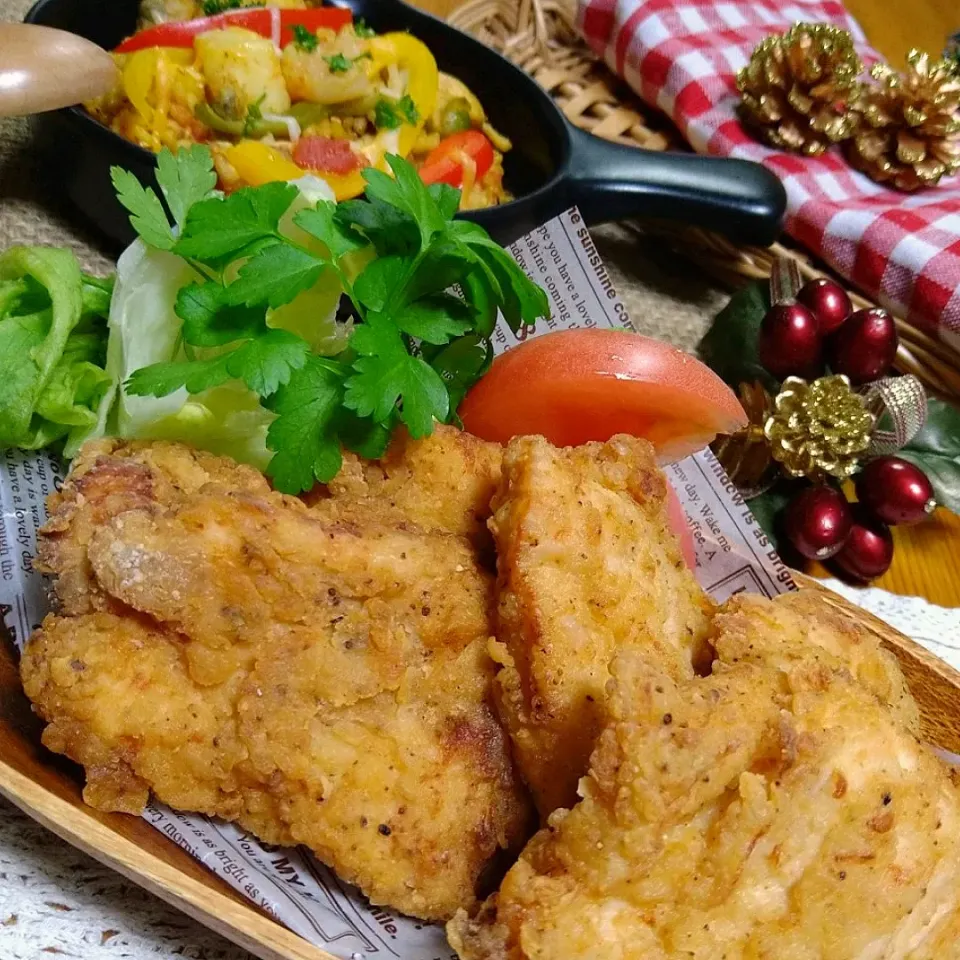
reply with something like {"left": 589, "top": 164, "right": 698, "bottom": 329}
{"left": 0, "top": 207, "right": 793, "bottom": 960}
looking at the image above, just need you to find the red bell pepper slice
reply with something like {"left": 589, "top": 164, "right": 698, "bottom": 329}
{"left": 418, "top": 130, "right": 494, "bottom": 188}
{"left": 115, "top": 6, "right": 354, "bottom": 53}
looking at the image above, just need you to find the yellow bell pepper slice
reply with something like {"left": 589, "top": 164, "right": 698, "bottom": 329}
{"left": 366, "top": 33, "right": 439, "bottom": 164}
{"left": 122, "top": 47, "right": 193, "bottom": 122}
{"left": 225, "top": 140, "right": 307, "bottom": 185}
{"left": 225, "top": 140, "right": 367, "bottom": 200}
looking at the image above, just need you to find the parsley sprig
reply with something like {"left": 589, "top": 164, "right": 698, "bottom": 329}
{"left": 111, "top": 146, "right": 547, "bottom": 493}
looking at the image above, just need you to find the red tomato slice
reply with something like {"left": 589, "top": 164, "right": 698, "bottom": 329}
{"left": 115, "top": 7, "right": 353, "bottom": 53}
{"left": 419, "top": 130, "right": 494, "bottom": 187}
{"left": 459, "top": 329, "right": 747, "bottom": 460}
{"left": 294, "top": 136, "right": 363, "bottom": 175}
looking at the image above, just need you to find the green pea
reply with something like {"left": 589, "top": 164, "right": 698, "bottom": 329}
{"left": 439, "top": 97, "right": 472, "bottom": 136}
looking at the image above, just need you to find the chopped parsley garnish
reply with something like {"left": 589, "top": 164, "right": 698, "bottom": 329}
{"left": 201, "top": 0, "right": 244, "bottom": 14}
{"left": 354, "top": 18, "right": 376, "bottom": 38}
{"left": 374, "top": 95, "right": 419, "bottom": 130}
{"left": 291, "top": 24, "right": 318, "bottom": 51}
{"left": 324, "top": 52, "right": 353, "bottom": 73}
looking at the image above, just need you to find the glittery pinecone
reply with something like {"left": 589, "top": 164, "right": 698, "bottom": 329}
{"left": 764, "top": 375, "right": 875, "bottom": 480}
{"left": 846, "top": 50, "right": 960, "bottom": 191}
{"left": 712, "top": 381, "right": 777, "bottom": 496}
{"left": 737, "top": 22, "right": 863, "bottom": 155}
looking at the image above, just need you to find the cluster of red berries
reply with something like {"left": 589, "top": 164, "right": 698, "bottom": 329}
{"left": 758, "top": 276, "right": 936, "bottom": 581}
{"left": 759, "top": 278, "right": 898, "bottom": 384}
{"left": 785, "top": 460, "right": 936, "bottom": 580}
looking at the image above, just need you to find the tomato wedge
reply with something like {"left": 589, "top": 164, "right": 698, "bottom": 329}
{"left": 294, "top": 135, "right": 363, "bottom": 175}
{"left": 459, "top": 329, "right": 747, "bottom": 461}
{"left": 115, "top": 7, "right": 353, "bottom": 53}
{"left": 418, "top": 130, "right": 494, "bottom": 187}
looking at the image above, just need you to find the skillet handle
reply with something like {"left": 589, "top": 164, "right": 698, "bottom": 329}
{"left": 564, "top": 127, "right": 787, "bottom": 246}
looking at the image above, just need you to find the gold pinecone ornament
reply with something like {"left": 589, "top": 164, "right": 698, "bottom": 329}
{"left": 738, "top": 23, "right": 863, "bottom": 155}
{"left": 712, "top": 381, "right": 777, "bottom": 495}
{"left": 846, "top": 50, "right": 960, "bottom": 190}
{"left": 765, "top": 375, "right": 875, "bottom": 480}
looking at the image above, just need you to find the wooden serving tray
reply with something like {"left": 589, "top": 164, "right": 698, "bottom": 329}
{"left": 1, "top": 576, "right": 959, "bottom": 960}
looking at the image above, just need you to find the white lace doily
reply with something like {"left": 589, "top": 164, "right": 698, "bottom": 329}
{"left": 2, "top": 583, "right": 957, "bottom": 959}
{"left": 819, "top": 579, "right": 960, "bottom": 673}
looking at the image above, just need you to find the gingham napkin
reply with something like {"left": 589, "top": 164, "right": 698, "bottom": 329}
{"left": 578, "top": 0, "right": 960, "bottom": 353}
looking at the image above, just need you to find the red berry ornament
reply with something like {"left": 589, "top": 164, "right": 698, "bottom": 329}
{"left": 855, "top": 456, "right": 936, "bottom": 525}
{"left": 758, "top": 303, "right": 823, "bottom": 380}
{"left": 797, "top": 278, "right": 852, "bottom": 335}
{"left": 833, "top": 506, "right": 894, "bottom": 581}
{"left": 785, "top": 486, "right": 853, "bottom": 560}
{"left": 827, "top": 308, "right": 898, "bottom": 384}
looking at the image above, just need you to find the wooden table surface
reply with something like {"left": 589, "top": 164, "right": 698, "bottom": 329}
{"left": 415, "top": 0, "right": 960, "bottom": 607}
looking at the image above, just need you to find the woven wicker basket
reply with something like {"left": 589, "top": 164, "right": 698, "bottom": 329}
{"left": 448, "top": 0, "right": 960, "bottom": 401}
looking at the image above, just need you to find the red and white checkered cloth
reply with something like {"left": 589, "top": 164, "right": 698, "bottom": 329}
{"left": 579, "top": 0, "right": 960, "bottom": 353}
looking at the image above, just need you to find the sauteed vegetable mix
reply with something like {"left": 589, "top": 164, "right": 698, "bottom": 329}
{"left": 86, "top": 0, "right": 512, "bottom": 207}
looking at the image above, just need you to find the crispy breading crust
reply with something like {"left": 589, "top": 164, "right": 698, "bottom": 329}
{"left": 22, "top": 439, "right": 533, "bottom": 921}
{"left": 450, "top": 594, "right": 959, "bottom": 960}
{"left": 488, "top": 434, "right": 713, "bottom": 817}
{"left": 311, "top": 424, "right": 503, "bottom": 550}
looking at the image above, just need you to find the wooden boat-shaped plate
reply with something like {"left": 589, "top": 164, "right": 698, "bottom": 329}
{"left": 2, "top": 574, "right": 959, "bottom": 960}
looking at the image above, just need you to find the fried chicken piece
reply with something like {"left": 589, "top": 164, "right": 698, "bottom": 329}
{"left": 22, "top": 441, "right": 532, "bottom": 921}
{"left": 489, "top": 434, "right": 713, "bottom": 816}
{"left": 315, "top": 424, "right": 502, "bottom": 547}
{"left": 713, "top": 590, "right": 921, "bottom": 733}
{"left": 450, "top": 595, "right": 960, "bottom": 960}
{"left": 35, "top": 438, "right": 270, "bottom": 615}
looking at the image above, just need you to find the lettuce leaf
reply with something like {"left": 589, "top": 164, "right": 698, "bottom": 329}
{"left": 0, "top": 247, "right": 112, "bottom": 452}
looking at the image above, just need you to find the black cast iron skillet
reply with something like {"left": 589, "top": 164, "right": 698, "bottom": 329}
{"left": 25, "top": 0, "right": 786, "bottom": 249}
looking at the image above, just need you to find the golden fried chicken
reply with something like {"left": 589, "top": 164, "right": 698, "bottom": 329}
{"left": 489, "top": 434, "right": 713, "bottom": 816}
{"left": 713, "top": 590, "right": 921, "bottom": 733}
{"left": 35, "top": 438, "right": 271, "bottom": 615}
{"left": 314, "top": 424, "right": 503, "bottom": 548}
{"left": 450, "top": 593, "right": 960, "bottom": 960}
{"left": 22, "top": 440, "right": 532, "bottom": 921}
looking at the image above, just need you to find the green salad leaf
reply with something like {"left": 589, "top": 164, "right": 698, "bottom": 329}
{"left": 0, "top": 246, "right": 113, "bottom": 454}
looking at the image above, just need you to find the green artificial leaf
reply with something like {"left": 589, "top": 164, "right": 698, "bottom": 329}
{"left": 353, "top": 255, "right": 407, "bottom": 313}
{"left": 225, "top": 243, "right": 328, "bottom": 309}
{"left": 111, "top": 167, "right": 175, "bottom": 250}
{"left": 156, "top": 146, "right": 217, "bottom": 229}
{"left": 176, "top": 282, "right": 266, "bottom": 346}
{"left": 345, "top": 311, "right": 449, "bottom": 435}
{"left": 394, "top": 294, "right": 473, "bottom": 344}
{"left": 698, "top": 282, "right": 778, "bottom": 391}
{"left": 175, "top": 181, "right": 298, "bottom": 261}
{"left": 324, "top": 52, "right": 352, "bottom": 73}
{"left": 265, "top": 356, "right": 346, "bottom": 492}
{"left": 744, "top": 485, "right": 793, "bottom": 548}
{"left": 899, "top": 396, "right": 960, "bottom": 514}
{"left": 226, "top": 329, "right": 310, "bottom": 396}
{"left": 294, "top": 203, "right": 369, "bottom": 260}
{"left": 125, "top": 354, "right": 233, "bottom": 397}
{"left": 292, "top": 24, "right": 318, "bottom": 51}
